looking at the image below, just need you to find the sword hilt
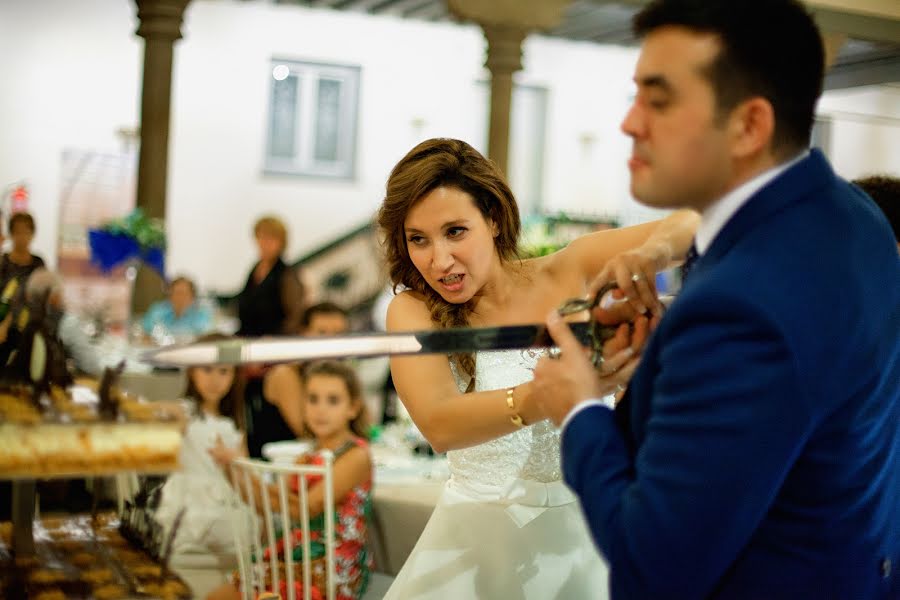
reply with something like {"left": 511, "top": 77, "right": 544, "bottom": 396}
{"left": 556, "top": 282, "right": 675, "bottom": 369}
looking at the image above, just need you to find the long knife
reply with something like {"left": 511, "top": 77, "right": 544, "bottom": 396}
{"left": 143, "top": 321, "right": 596, "bottom": 367}
{"left": 145, "top": 285, "right": 673, "bottom": 368}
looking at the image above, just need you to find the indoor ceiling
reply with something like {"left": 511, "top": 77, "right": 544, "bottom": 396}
{"left": 261, "top": 0, "right": 900, "bottom": 90}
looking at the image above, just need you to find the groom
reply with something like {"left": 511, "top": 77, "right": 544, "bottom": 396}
{"left": 533, "top": 1, "right": 900, "bottom": 599}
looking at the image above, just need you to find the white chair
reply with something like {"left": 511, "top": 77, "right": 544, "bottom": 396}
{"left": 261, "top": 440, "right": 314, "bottom": 464}
{"left": 227, "top": 454, "right": 337, "bottom": 600}
{"left": 114, "top": 472, "right": 141, "bottom": 514}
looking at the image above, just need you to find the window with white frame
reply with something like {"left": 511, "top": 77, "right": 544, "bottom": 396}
{"left": 265, "top": 59, "right": 360, "bottom": 179}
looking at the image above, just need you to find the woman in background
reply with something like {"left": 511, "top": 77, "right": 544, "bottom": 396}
{"left": 237, "top": 215, "right": 308, "bottom": 458}
{"left": 237, "top": 215, "right": 306, "bottom": 337}
{"left": 0, "top": 212, "right": 45, "bottom": 343}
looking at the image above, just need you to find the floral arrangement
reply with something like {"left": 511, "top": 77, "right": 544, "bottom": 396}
{"left": 519, "top": 215, "right": 567, "bottom": 258}
{"left": 519, "top": 213, "right": 619, "bottom": 259}
{"left": 88, "top": 208, "right": 166, "bottom": 275}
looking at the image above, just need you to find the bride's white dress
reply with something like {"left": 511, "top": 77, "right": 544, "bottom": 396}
{"left": 384, "top": 350, "right": 609, "bottom": 599}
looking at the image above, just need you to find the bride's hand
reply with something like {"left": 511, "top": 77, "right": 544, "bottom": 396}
{"left": 588, "top": 242, "right": 670, "bottom": 318}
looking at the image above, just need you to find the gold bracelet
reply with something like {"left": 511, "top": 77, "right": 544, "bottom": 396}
{"left": 506, "top": 387, "right": 524, "bottom": 428}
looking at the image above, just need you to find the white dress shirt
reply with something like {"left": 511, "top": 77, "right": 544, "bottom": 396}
{"left": 561, "top": 151, "right": 807, "bottom": 432}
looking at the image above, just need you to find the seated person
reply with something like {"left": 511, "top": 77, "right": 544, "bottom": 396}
{"left": 142, "top": 275, "right": 213, "bottom": 340}
{"left": 246, "top": 302, "right": 351, "bottom": 459}
{"left": 154, "top": 334, "right": 251, "bottom": 554}
{"left": 297, "top": 301, "right": 351, "bottom": 337}
{"left": 208, "top": 360, "right": 373, "bottom": 600}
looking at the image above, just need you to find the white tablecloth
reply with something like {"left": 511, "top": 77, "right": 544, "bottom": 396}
{"left": 369, "top": 445, "right": 448, "bottom": 575}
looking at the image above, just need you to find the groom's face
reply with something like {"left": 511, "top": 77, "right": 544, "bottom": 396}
{"left": 621, "top": 26, "right": 734, "bottom": 212}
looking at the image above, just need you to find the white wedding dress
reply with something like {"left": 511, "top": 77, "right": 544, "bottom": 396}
{"left": 384, "top": 350, "right": 609, "bottom": 599}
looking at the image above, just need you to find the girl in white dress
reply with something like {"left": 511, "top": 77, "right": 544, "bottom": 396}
{"left": 154, "top": 335, "right": 249, "bottom": 554}
{"left": 377, "top": 138, "right": 698, "bottom": 598}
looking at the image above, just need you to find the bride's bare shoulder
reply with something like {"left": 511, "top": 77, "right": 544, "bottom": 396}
{"left": 518, "top": 254, "right": 575, "bottom": 289}
{"left": 387, "top": 290, "right": 433, "bottom": 331}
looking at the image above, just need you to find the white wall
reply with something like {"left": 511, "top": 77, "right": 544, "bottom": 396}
{"left": 816, "top": 84, "right": 900, "bottom": 180}
{"left": 0, "top": 0, "right": 142, "bottom": 269}
{"left": 1, "top": 0, "right": 897, "bottom": 293}
{"left": 166, "top": 2, "right": 489, "bottom": 292}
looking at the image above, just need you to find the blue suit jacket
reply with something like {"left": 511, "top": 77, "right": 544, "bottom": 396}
{"left": 563, "top": 151, "right": 900, "bottom": 599}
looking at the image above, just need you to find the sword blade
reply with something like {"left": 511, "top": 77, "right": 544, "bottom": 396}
{"left": 143, "top": 321, "right": 592, "bottom": 367}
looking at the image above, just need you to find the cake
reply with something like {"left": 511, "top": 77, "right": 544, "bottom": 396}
{"left": 0, "top": 422, "right": 182, "bottom": 476}
{"left": 0, "top": 379, "right": 184, "bottom": 477}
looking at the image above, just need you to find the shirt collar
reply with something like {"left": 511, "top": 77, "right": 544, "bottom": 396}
{"left": 695, "top": 151, "right": 807, "bottom": 254}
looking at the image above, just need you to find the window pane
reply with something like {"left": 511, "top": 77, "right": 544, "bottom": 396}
{"left": 314, "top": 78, "right": 342, "bottom": 162}
{"left": 265, "top": 59, "right": 359, "bottom": 179}
{"left": 269, "top": 74, "right": 299, "bottom": 159}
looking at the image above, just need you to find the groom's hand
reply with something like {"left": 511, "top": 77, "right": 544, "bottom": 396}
{"left": 534, "top": 311, "right": 646, "bottom": 427}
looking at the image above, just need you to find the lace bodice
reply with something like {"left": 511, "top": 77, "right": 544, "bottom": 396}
{"left": 447, "top": 350, "right": 562, "bottom": 488}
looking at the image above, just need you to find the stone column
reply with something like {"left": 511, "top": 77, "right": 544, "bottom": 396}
{"left": 482, "top": 25, "right": 527, "bottom": 176}
{"left": 131, "top": 0, "right": 190, "bottom": 315}
{"left": 822, "top": 32, "right": 847, "bottom": 68}
{"left": 448, "top": 0, "right": 571, "bottom": 175}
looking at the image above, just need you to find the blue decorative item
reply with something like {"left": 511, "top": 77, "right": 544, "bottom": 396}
{"left": 88, "top": 208, "right": 166, "bottom": 276}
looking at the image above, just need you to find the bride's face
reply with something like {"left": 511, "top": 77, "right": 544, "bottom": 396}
{"left": 404, "top": 186, "right": 500, "bottom": 304}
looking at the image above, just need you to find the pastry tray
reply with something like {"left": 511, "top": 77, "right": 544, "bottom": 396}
{"left": 0, "top": 513, "right": 193, "bottom": 599}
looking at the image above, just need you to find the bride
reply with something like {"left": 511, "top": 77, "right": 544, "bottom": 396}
{"left": 377, "top": 138, "right": 698, "bottom": 598}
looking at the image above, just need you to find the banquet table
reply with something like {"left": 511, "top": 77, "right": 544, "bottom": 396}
{"left": 371, "top": 471, "right": 446, "bottom": 576}
{"left": 119, "top": 369, "right": 187, "bottom": 401}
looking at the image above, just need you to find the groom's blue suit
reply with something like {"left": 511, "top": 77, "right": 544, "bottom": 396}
{"left": 562, "top": 150, "right": 900, "bottom": 599}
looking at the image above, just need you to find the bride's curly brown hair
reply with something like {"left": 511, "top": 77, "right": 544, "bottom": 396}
{"left": 377, "top": 138, "right": 522, "bottom": 387}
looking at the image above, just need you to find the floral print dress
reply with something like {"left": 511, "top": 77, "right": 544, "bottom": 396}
{"left": 258, "top": 438, "right": 373, "bottom": 600}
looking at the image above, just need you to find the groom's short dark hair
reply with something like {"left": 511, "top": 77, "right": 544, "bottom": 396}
{"left": 633, "top": 0, "right": 824, "bottom": 159}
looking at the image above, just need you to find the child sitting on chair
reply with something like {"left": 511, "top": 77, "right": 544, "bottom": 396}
{"left": 154, "top": 333, "right": 249, "bottom": 555}
{"left": 209, "top": 360, "right": 374, "bottom": 600}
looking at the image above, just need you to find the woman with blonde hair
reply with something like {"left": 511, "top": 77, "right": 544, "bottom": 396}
{"left": 237, "top": 216, "right": 306, "bottom": 337}
{"left": 378, "top": 138, "right": 699, "bottom": 598}
{"left": 237, "top": 215, "right": 308, "bottom": 458}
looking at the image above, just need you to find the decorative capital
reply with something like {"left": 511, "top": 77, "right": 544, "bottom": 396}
{"left": 483, "top": 25, "right": 527, "bottom": 74}
{"left": 134, "top": 0, "right": 191, "bottom": 41}
{"left": 447, "top": 0, "right": 571, "bottom": 31}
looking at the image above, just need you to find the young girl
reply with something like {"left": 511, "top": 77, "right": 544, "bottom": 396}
{"left": 208, "top": 360, "right": 373, "bottom": 600}
{"left": 154, "top": 333, "right": 248, "bottom": 554}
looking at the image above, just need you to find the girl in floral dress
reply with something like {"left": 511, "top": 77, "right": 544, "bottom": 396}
{"left": 208, "top": 360, "right": 373, "bottom": 600}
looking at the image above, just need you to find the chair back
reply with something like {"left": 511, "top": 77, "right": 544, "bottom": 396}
{"left": 114, "top": 472, "right": 140, "bottom": 513}
{"left": 228, "top": 454, "right": 336, "bottom": 600}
